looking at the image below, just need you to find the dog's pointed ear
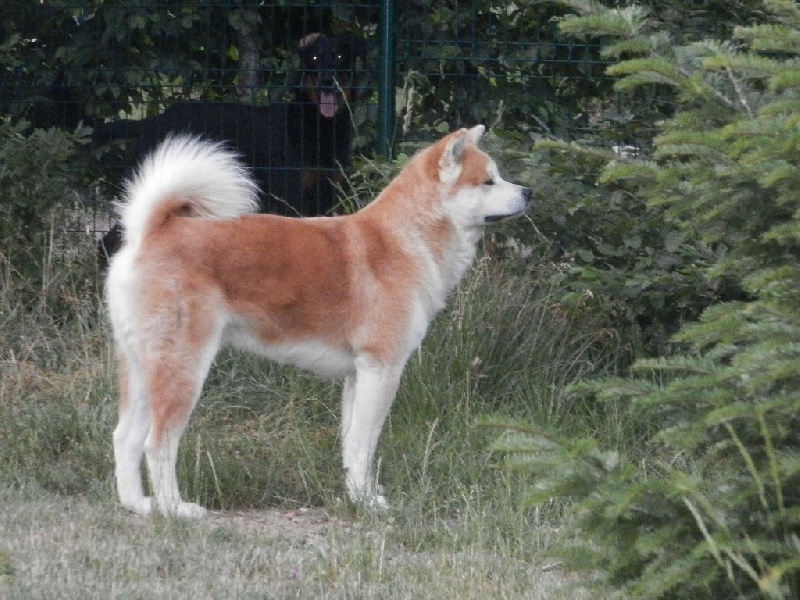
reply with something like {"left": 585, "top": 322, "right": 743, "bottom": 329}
{"left": 466, "top": 124, "right": 485, "bottom": 145}
{"left": 439, "top": 125, "right": 486, "bottom": 183}
{"left": 439, "top": 128, "right": 469, "bottom": 183}
{"left": 336, "top": 32, "right": 368, "bottom": 61}
{"left": 298, "top": 33, "right": 323, "bottom": 49}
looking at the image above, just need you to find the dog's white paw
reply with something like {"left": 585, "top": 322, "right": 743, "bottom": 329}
{"left": 121, "top": 496, "right": 154, "bottom": 516}
{"left": 349, "top": 490, "right": 389, "bottom": 510}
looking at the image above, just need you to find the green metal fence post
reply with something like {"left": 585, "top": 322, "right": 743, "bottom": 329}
{"left": 377, "top": 0, "right": 395, "bottom": 158}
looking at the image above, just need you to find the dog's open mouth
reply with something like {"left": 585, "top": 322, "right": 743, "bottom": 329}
{"left": 319, "top": 91, "right": 339, "bottom": 118}
{"left": 485, "top": 209, "right": 527, "bottom": 223}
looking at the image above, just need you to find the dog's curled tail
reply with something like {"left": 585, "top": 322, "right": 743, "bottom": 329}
{"left": 118, "top": 135, "right": 260, "bottom": 249}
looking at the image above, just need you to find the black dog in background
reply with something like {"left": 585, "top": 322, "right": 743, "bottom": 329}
{"left": 96, "top": 33, "right": 367, "bottom": 264}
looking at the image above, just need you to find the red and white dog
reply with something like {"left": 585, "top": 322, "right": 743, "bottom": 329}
{"left": 106, "top": 126, "right": 531, "bottom": 517}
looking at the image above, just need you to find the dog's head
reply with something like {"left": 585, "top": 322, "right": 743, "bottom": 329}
{"left": 436, "top": 125, "right": 531, "bottom": 226}
{"left": 298, "top": 33, "right": 368, "bottom": 119}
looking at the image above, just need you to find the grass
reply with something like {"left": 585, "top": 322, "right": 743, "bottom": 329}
{"left": 0, "top": 233, "right": 622, "bottom": 598}
{"left": 0, "top": 484, "right": 592, "bottom": 599}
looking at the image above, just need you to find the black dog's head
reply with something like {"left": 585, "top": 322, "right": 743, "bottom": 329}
{"left": 297, "top": 33, "right": 368, "bottom": 119}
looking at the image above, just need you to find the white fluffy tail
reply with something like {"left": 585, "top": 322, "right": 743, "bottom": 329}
{"left": 118, "top": 135, "right": 259, "bottom": 249}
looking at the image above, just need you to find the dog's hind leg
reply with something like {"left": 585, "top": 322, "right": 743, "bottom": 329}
{"left": 142, "top": 340, "right": 219, "bottom": 519}
{"left": 113, "top": 353, "right": 154, "bottom": 516}
{"left": 341, "top": 357, "right": 402, "bottom": 508}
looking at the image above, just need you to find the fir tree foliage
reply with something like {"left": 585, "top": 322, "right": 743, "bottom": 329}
{"left": 495, "top": 1, "right": 800, "bottom": 597}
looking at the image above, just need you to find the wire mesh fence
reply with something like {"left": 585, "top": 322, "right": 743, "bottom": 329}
{"left": 1, "top": 1, "right": 613, "bottom": 243}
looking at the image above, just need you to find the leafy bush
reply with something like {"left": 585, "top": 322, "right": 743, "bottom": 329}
{"left": 0, "top": 120, "right": 92, "bottom": 285}
{"left": 479, "top": 126, "right": 727, "bottom": 359}
{"left": 493, "top": 1, "right": 800, "bottom": 598}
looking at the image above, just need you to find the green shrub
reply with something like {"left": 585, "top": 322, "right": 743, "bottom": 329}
{"left": 521, "top": 136, "right": 724, "bottom": 358}
{"left": 0, "top": 120, "right": 92, "bottom": 287}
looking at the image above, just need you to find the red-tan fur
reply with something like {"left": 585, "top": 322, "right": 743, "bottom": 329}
{"left": 106, "top": 127, "right": 530, "bottom": 517}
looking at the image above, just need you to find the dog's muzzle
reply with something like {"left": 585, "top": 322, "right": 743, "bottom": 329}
{"left": 485, "top": 187, "right": 532, "bottom": 223}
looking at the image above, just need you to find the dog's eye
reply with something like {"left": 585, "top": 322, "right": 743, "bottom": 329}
{"left": 484, "top": 179, "right": 495, "bottom": 186}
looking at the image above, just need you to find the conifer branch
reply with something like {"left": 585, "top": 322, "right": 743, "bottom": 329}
{"left": 723, "top": 65, "right": 754, "bottom": 118}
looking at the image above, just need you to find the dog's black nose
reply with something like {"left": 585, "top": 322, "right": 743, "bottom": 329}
{"left": 522, "top": 187, "right": 532, "bottom": 203}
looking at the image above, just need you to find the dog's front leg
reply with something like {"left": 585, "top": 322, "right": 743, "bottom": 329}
{"left": 341, "top": 358, "right": 402, "bottom": 508}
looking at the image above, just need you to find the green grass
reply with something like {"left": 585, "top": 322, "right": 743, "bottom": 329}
{"left": 0, "top": 240, "right": 622, "bottom": 598}
{"left": 0, "top": 484, "right": 594, "bottom": 599}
